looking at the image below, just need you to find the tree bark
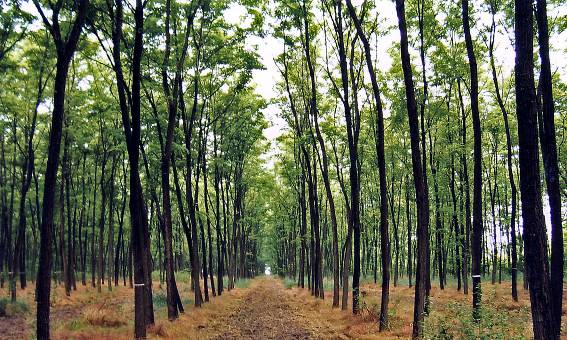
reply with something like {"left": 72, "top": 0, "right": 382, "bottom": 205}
{"left": 515, "top": 1, "right": 556, "bottom": 338}
{"left": 394, "top": 0, "right": 429, "bottom": 336}
{"left": 33, "top": 0, "right": 89, "bottom": 337}
{"left": 461, "top": 0, "right": 483, "bottom": 321}
{"left": 110, "top": 0, "right": 155, "bottom": 335}
{"left": 535, "top": 0, "right": 563, "bottom": 334}
{"left": 345, "top": 0, "right": 390, "bottom": 327}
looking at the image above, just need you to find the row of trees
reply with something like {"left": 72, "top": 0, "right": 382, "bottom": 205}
{"left": 268, "top": 0, "right": 565, "bottom": 338}
{"left": 0, "top": 0, "right": 274, "bottom": 338}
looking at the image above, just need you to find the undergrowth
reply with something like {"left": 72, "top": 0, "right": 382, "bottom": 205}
{"left": 234, "top": 278, "right": 251, "bottom": 289}
{"left": 0, "top": 297, "right": 29, "bottom": 317}
{"left": 82, "top": 305, "right": 127, "bottom": 328}
{"left": 282, "top": 277, "right": 295, "bottom": 289}
{"left": 423, "top": 299, "right": 530, "bottom": 339}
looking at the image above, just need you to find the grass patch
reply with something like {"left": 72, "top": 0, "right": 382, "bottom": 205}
{"left": 281, "top": 277, "right": 296, "bottom": 289}
{"left": 67, "top": 318, "right": 88, "bottom": 331}
{"left": 0, "top": 297, "right": 29, "bottom": 317}
{"left": 153, "top": 290, "right": 194, "bottom": 310}
{"left": 234, "top": 278, "right": 251, "bottom": 289}
{"left": 83, "top": 305, "right": 127, "bottom": 328}
{"left": 423, "top": 299, "right": 530, "bottom": 339}
{"left": 153, "top": 291, "right": 168, "bottom": 309}
{"left": 148, "top": 322, "right": 169, "bottom": 337}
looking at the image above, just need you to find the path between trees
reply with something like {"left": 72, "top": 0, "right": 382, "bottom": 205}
{"left": 215, "top": 277, "right": 312, "bottom": 339}
{"left": 203, "top": 276, "right": 343, "bottom": 339}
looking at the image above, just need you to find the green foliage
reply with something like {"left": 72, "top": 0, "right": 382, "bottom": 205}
{"left": 234, "top": 278, "right": 252, "bottom": 289}
{"left": 0, "top": 298, "right": 29, "bottom": 317}
{"left": 152, "top": 291, "right": 168, "bottom": 309}
{"left": 423, "top": 300, "right": 530, "bottom": 339}
{"left": 281, "top": 276, "right": 295, "bottom": 289}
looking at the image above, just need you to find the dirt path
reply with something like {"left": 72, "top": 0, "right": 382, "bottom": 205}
{"left": 213, "top": 277, "right": 322, "bottom": 339}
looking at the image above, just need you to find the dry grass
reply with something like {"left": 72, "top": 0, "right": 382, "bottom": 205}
{"left": 277, "top": 278, "right": 551, "bottom": 339}
{"left": 83, "top": 305, "right": 127, "bottom": 328}
{"left": 147, "top": 322, "right": 169, "bottom": 337}
{"left": 3, "top": 276, "right": 566, "bottom": 339}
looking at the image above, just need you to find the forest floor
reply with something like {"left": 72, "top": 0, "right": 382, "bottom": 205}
{"left": 0, "top": 274, "right": 565, "bottom": 339}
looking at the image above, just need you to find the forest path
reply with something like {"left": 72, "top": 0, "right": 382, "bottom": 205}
{"left": 212, "top": 276, "right": 337, "bottom": 339}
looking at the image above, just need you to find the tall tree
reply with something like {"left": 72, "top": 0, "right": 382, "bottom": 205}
{"left": 394, "top": 0, "right": 429, "bottom": 337}
{"left": 487, "top": 0, "right": 518, "bottom": 301}
{"left": 461, "top": 0, "right": 483, "bottom": 321}
{"left": 344, "top": 0, "right": 390, "bottom": 329}
{"left": 515, "top": 0, "right": 555, "bottom": 338}
{"left": 31, "top": 0, "right": 89, "bottom": 337}
{"left": 158, "top": 0, "right": 199, "bottom": 319}
{"left": 535, "top": 0, "right": 563, "bottom": 334}
{"left": 33, "top": 0, "right": 89, "bottom": 339}
{"left": 108, "top": 0, "right": 155, "bottom": 336}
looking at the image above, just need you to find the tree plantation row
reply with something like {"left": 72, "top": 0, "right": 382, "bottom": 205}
{"left": 268, "top": 0, "right": 565, "bottom": 338}
{"left": 0, "top": 0, "right": 566, "bottom": 339}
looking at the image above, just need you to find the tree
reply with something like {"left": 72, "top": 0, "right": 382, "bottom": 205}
{"left": 515, "top": 0, "right": 556, "bottom": 338}
{"left": 344, "top": 0, "right": 390, "bottom": 329}
{"left": 487, "top": 0, "right": 518, "bottom": 301}
{"left": 535, "top": 0, "right": 563, "bottom": 334}
{"left": 31, "top": 0, "right": 90, "bottom": 337}
{"left": 394, "top": 0, "right": 429, "bottom": 337}
{"left": 461, "top": 0, "right": 483, "bottom": 321}
{"left": 107, "top": 0, "right": 155, "bottom": 336}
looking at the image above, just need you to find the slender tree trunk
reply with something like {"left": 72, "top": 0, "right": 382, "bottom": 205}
{"left": 110, "top": 0, "right": 155, "bottom": 335}
{"left": 395, "top": 0, "right": 429, "bottom": 336}
{"left": 345, "top": 0, "right": 390, "bottom": 326}
{"left": 91, "top": 156, "right": 98, "bottom": 289}
{"left": 326, "top": 0, "right": 360, "bottom": 312}
{"left": 107, "top": 156, "right": 117, "bottom": 291}
{"left": 301, "top": 0, "right": 323, "bottom": 299}
{"left": 417, "top": 0, "right": 431, "bottom": 302}
{"left": 34, "top": 1, "right": 89, "bottom": 336}
{"left": 202, "top": 148, "right": 216, "bottom": 297}
{"left": 180, "top": 52, "right": 204, "bottom": 306}
{"left": 457, "top": 80, "right": 471, "bottom": 295}
{"left": 97, "top": 146, "right": 108, "bottom": 294}
{"left": 405, "top": 177, "right": 412, "bottom": 288}
{"left": 213, "top": 128, "right": 224, "bottom": 295}
{"left": 461, "top": 0, "right": 483, "bottom": 321}
{"left": 515, "top": 1, "right": 556, "bottom": 338}
{"left": 63, "top": 127, "right": 73, "bottom": 296}
{"left": 487, "top": 3, "right": 518, "bottom": 300}
{"left": 535, "top": 0, "right": 563, "bottom": 334}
